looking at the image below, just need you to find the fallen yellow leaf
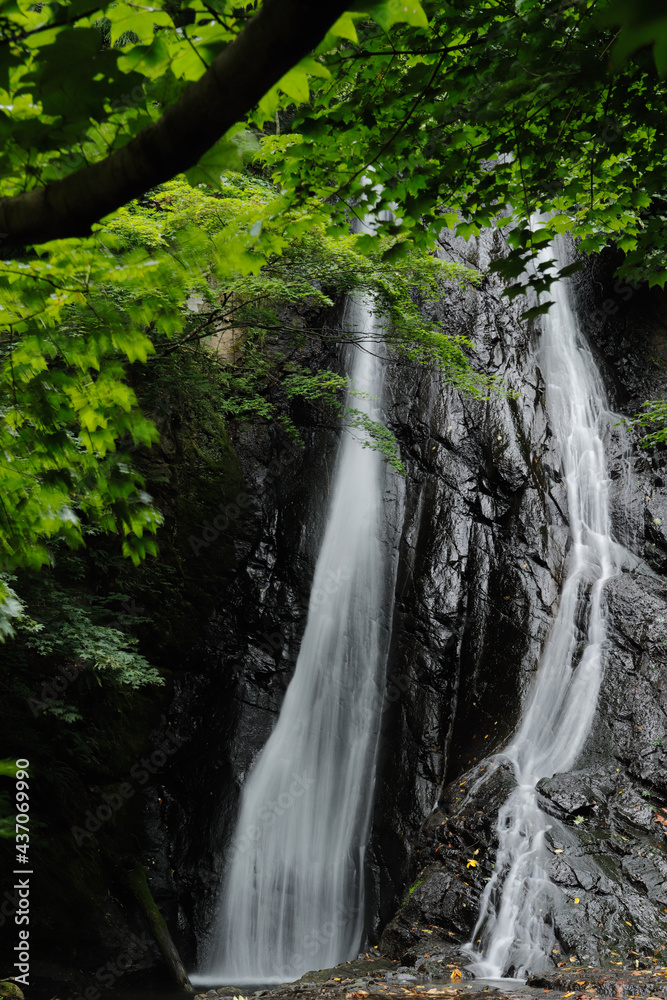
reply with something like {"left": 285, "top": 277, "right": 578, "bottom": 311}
{"left": 574, "top": 897, "right": 580, "bottom": 904}
{"left": 554, "top": 848, "right": 564, "bottom": 853}
{"left": 466, "top": 859, "right": 478, "bottom": 868}
{"left": 450, "top": 969, "right": 462, "bottom": 981}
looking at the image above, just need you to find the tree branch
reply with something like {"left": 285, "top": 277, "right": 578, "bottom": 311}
{"left": 0, "top": 0, "right": 348, "bottom": 247}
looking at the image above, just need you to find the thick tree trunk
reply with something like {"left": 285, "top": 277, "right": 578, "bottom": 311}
{"left": 0, "top": 0, "right": 347, "bottom": 247}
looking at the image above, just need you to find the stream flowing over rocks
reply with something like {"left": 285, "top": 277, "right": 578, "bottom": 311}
{"left": 151, "top": 227, "right": 667, "bottom": 984}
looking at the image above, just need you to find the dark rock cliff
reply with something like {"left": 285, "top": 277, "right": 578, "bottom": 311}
{"left": 151, "top": 232, "right": 667, "bottom": 978}
{"left": 376, "top": 239, "right": 667, "bottom": 973}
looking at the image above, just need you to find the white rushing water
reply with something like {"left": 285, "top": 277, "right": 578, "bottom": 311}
{"left": 465, "top": 236, "right": 628, "bottom": 978}
{"left": 195, "top": 297, "right": 394, "bottom": 985}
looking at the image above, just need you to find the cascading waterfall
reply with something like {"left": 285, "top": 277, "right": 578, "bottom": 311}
{"left": 465, "top": 235, "right": 628, "bottom": 978}
{"left": 195, "top": 296, "right": 396, "bottom": 985}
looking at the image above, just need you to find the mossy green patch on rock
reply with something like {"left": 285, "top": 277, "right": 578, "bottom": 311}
{"left": 0, "top": 983, "right": 25, "bottom": 1000}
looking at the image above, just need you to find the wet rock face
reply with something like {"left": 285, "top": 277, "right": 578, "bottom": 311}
{"left": 534, "top": 569, "right": 667, "bottom": 964}
{"left": 160, "top": 236, "right": 667, "bottom": 975}
{"left": 377, "top": 760, "right": 517, "bottom": 964}
{"left": 376, "top": 242, "right": 667, "bottom": 970}
{"left": 369, "top": 230, "right": 564, "bottom": 938}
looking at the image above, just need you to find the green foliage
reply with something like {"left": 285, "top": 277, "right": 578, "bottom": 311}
{"left": 0, "top": 0, "right": 425, "bottom": 204}
{"left": 401, "top": 872, "right": 425, "bottom": 905}
{"left": 0, "top": 229, "right": 169, "bottom": 571}
{"left": 0, "top": 759, "right": 19, "bottom": 839}
{"left": 25, "top": 616, "right": 162, "bottom": 692}
{"left": 604, "top": 0, "right": 667, "bottom": 76}
{"left": 0, "top": 340, "right": 251, "bottom": 867}
{"left": 0, "top": 575, "right": 24, "bottom": 640}
{"left": 625, "top": 399, "right": 667, "bottom": 448}
{"left": 0, "top": 805, "right": 14, "bottom": 839}
{"left": 344, "top": 407, "right": 405, "bottom": 474}
{"left": 283, "top": 370, "right": 348, "bottom": 402}
{"left": 258, "top": 0, "right": 667, "bottom": 301}
{"left": 2, "top": 0, "right": 667, "bottom": 569}
{"left": 0, "top": 758, "right": 19, "bottom": 778}
{"left": 0, "top": 166, "right": 482, "bottom": 575}
{"left": 7, "top": 562, "right": 162, "bottom": 723}
{"left": 1, "top": 0, "right": 666, "bottom": 943}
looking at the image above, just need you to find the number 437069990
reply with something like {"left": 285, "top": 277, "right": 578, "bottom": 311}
{"left": 15, "top": 760, "right": 29, "bottom": 861}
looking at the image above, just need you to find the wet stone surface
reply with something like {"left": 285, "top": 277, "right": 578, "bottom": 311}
{"left": 195, "top": 952, "right": 667, "bottom": 1000}
{"left": 374, "top": 241, "right": 667, "bottom": 968}
{"left": 528, "top": 959, "right": 667, "bottom": 997}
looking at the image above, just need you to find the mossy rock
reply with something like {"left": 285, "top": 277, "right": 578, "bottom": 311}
{"left": 0, "top": 982, "right": 25, "bottom": 1000}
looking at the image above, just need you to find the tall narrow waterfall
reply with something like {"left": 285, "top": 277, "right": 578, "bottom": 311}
{"left": 196, "top": 297, "right": 395, "bottom": 985}
{"left": 466, "top": 237, "right": 627, "bottom": 978}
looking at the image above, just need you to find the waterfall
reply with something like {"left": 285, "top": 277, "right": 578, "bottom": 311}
{"left": 194, "top": 296, "right": 396, "bottom": 985}
{"left": 465, "top": 235, "right": 628, "bottom": 978}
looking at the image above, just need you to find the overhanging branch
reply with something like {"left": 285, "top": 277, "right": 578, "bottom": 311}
{"left": 0, "top": 0, "right": 348, "bottom": 247}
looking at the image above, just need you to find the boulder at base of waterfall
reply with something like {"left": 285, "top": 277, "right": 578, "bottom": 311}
{"left": 529, "top": 960, "right": 667, "bottom": 996}
{"left": 380, "top": 760, "right": 518, "bottom": 962}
